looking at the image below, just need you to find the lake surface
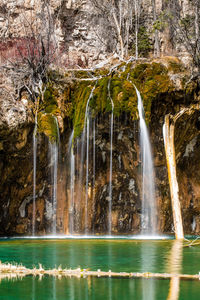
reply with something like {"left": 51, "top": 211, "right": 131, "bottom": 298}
{"left": 0, "top": 237, "right": 199, "bottom": 299}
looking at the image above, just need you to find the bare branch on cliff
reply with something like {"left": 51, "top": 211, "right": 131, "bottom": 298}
{"left": 90, "top": 0, "right": 135, "bottom": 59}
{"left": 0, "top": 1, "right": 58, "bottom": 103}
{"left": 165, "top": 0, "right": 200, "bottom": 72}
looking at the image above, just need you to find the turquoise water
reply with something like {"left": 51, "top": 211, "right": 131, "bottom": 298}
{"left": 0, "top": 238, "right": 199, "bottom": 299}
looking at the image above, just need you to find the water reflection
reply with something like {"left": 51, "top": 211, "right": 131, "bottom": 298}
{"left": 0, "top": 239, "right": 197, "bottom": 300}
{"left": 166, "top": 240, "right": 183, "bottom": 300}
{"left": 32, "top": 243, "right": 36, "bottom": 300}
{"left": 141, "top": 242, "right": 156, "bottom": 300}
{"left": 52, "top": 243, "right": 57, "bottom": 300}
{"left": 108, "top": 243, "right": 112, "bottom": 300}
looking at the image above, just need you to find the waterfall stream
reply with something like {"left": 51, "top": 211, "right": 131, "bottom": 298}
{"left": 135, "top": 86, "right": 157, "bottom": 235}
{"left": 49, "top": 117, "right": 59, "bottom": 235}
{"left": 108, "top": 79, "right": 114, "bottom": 235}
{"left": 68, "top": 130, "right": 75, "bottom": 234}
{"left": 92, "top": 118, "right": 96, "bottom": 232}
{"left": 32, "top": 122, "right": 37, "bottom": 236}
{"left": 81, "top": 86, "right": 96, "bottom": 234}
{"left": 49, "top": 142, "right": 58, "bottom": 234}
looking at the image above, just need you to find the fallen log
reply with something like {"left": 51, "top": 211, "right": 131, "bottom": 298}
{"left": 0, "top": 262, "right": 200, "bottom": 281}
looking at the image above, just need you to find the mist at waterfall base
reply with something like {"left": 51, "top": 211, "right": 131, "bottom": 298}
{"left": 32, "top": 84, "right": 158, "bottom": 237}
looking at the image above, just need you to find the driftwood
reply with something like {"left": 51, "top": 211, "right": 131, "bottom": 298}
{"left": 163, "top": 104, "right": 200, "bottom": 239}
{"left": 0, "top": 262, "right": 200, "bottom": 281}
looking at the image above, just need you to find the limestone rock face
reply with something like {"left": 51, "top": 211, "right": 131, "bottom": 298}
{"left": 0, "top": 59, "right": 199, "bottom": 236}
{"left": 0, "top": 0, "right": 199, "bottom": 236}
{"left": 0, "top": 0, "right": 197, "bottom": 67}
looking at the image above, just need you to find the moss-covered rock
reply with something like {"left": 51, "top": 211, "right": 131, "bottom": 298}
{"left": 36, "top": 59, "right": 197, "bottom": 139}
{"left": 37, "top": 113, "right": 59, "bottom": 143}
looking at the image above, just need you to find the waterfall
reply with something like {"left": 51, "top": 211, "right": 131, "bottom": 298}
{"left": 32, "top": 122, "right": 37, "bottom": 236}
{"left": 85, "top": 106, "right": 90, "bottom": 234}
{"left": 135, "top": 86, "right": 157, "bottom": 235}
{"left": 49, "top": 116, "right": 59, "bottom": 235}
{"left": 80, "top": 86, "right": 96, "bottom": 234}
{"left": 49, "top": 142, "right": 58, "bottom": 234}
{"left": 68, "top": 130, "right": 75, "bottom": 234}
{"left": 92, "top": 118, "right": 96, "bottom": 232}
{"left": 108, "top": 79, "right": 114, "bottom": 235}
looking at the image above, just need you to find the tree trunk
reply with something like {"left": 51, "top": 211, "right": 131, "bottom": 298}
{"left": 152, "top": 0, "right": 160, "bottom": 57}
{"left": 111, "top": 0, "right": 124, "bottom": 58}
{"left": 163, "top": 115, "right": 184, "bottom": 239}
{"left": 134, "top": 0, "right": 139, "bottom": 59}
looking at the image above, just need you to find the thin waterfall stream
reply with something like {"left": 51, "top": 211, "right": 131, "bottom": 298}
{"left": 32, "top": 120, "right": 37, "bottom": 236}
{"left": 92, "top": 118, "right": 96, "bottom": 232}
{"left": 49, "top": 142, "right": 58, "bottom": 234}
{"left": 135, "top": 86, "right": 157, "bottom": 235}
{"left": 68, "top": 130, "right": 75, "bottom": 234}
{"left": 108, "top": 79, "right": 114, "bottom": 235}
{"left": 49, "top": 116, "right": 60, "bottom": 235}
{"left": 81, "top": 85, "right": 96, "bottom": 234}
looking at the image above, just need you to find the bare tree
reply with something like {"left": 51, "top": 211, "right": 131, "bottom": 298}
{"left": 152, "top": 0, "right": 160, "bottom": 57}
{"left": 165, "top": 0, "right": 200, "bottom": 72}
{"left": 0, "top": 1, "right": 58, "bottom": 104}
{"left": 90, "top": 0, "right": 135, "bottom": 58}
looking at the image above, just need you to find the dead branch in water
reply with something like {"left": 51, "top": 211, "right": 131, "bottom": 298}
{"left": 184, "top": 237, "right": 200, "bottom": 247}
{"left": 0, "top": 261, "right": 200, "bottom": 281}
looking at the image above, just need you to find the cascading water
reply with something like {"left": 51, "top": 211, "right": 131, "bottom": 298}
{"left": 32, "top": 121, "right": 37, "bottom": 236}
{"left": 108, "top": 79, "right": 114, "bottom": 235}
{"left": 49, "top": 142, "right": 58, "bottom": 234}
{"left": 80, "top": 86, "right": 96, "bottom": 234}
{"left": 49, "top": 116, "right": 59, "bottom": 235}
{"left": 92, "top": 118, "right": 96, "bottom": 232}
{"left": 68, "top": 130, "right": 75, "bottom": 234}
{"left": 135, "top": 86, "right": 157, "bottom": 235}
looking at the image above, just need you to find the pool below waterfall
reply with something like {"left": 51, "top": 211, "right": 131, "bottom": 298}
{"left": 0, "top": 238, "right": 199, "bottom": 299}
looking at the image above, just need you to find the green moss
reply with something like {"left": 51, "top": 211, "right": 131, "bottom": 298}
{"left": 72, "top": 82, "right": 95, "bottom": 138}
{"left": 37, "top": 113, "right": 59, "bottom": 143}
{"left": 129, "top": 62, "right": 173, "bottom": 122}
{"left": 92, "top": 77, "right": 110, "bottom": 112}
{"left": 62, "top": 61, "right": 177, "bottom": 135}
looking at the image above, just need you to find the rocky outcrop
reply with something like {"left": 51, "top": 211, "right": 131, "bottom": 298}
{"left": 0, "top": 0, "right": 197, "bottom": 67}
{"left": 0, "top": 58, "right": 200, "bottom": 236}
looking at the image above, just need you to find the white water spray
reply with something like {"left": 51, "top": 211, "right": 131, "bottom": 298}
{"left": 135, "top": 86, "right": 157, "bottom": 235}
